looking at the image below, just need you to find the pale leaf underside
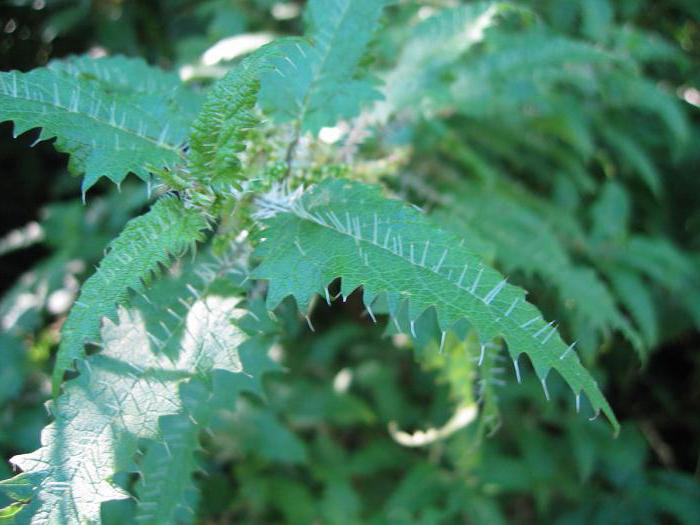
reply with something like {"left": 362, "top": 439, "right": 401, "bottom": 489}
{"left": 1, "top": 249, "right": 276, "bottom": 524}
{"left": 53, "top": 196, "right": 208, "bottom": 393}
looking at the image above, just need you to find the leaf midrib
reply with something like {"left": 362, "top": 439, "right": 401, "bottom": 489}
{"left": 295, "top": 0, "right": 356, "bottom": 124}
{"left": 0, "top": 76, "right": 182, "bottom": 154}
{"left": 277, "top": 205, "right": 622, "bottom": 429}
{"left": 290, "top": 207, "right": 553, "bottom": 347}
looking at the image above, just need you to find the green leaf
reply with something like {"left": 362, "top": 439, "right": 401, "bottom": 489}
{"left": 0, "top": 334, "right": 26, "bottom": 405}
{"left": 187, "top": 46, "right": 275, "bottom": 189}
{"left": 129, "top": 254, "right": 280, "bottom": 525}
{"left": 382, "top": 2, "right": 512, "bottom": 114}
{"left": 0, "top": 56, "right": 198, "bottom": 193}
{"left": 603, "top": 72, "right": 688, "bottom": 147}
{"left": 259, "top": 0, "right": 389, "bottom": 133}
{"left": 52, "top": 196, "right": 207, "bottom": 394}
{"left": 607, "top": 270, "right": 659, "bottom": 347}
{"left": 48, "top": 55, "right": 203, "bottom": 146}
{"left": 1, "top": 252, "right": 275, "bottom": 524}
{"left": 211, "top": 397, "right": 308, "bottom": 466}
{"left": 590, "top": 180, "right": 630, "bottom": 243}
{"left": 600, "top": 123, "right": 662, "bottom": 196}
{"left": 427, "top": 180, "right": 643, "bottom": 357}
{"left": 133, "top": 412, "right": 201, "bottom": 525}
{"left": 48, "top": 55, "right": 198, "bottom": 102}
{"left": 451, "top": 32, "right": 615, "bottom": 117}
{"left": 0, "top": 503, "right": 23, "bottom": 522}
{"left": 252, "top": 179, "right": 619, "bottom": 432}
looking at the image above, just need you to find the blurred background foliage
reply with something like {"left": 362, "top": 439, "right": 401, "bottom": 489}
{"left": 0, "top": 0, "right": 699, "bottom": 523}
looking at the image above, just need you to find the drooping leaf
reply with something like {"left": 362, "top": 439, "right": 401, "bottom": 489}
{"left": 600, "top": 123, "right": 662, "bottom": 196}
{"left": 602, "top": 72, "right": 688, "bottom": 149}
{"left": 252, "top": 179, "right": 619, "bottom": 431}
{"left": 210, "top": 396, "right": 308, "bottom": 466}
{"left": 431, "top": 180, "right": 643, "bottom": 357}
{"left": 607, "top": 270, "right": 659, "bottom": 347}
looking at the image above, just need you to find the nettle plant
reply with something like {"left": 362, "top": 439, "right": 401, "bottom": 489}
{"left": 1, "top": 0, "right": 699, "bottom": 523}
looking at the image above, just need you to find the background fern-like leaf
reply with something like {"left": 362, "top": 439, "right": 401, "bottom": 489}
{"left": 252, "top": 179, "right": 619, "bottom": 431}
{"left": 380, "top": 2, "right": 510, "bottom": 115}
{"left": 451, "top": 31, "right": 616, "bottom": 116}
{"left": 1, "top": 0, "right": 699, "bottom": 522}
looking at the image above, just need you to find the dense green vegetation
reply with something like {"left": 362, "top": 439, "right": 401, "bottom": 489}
{"left": 0, "top": 1, "right": 699, "bottom": 523}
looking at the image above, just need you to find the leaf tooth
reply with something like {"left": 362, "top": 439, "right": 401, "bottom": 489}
{"left": 512, "top": 356, "right": 522, "bottom": 383}
{"left": 541, "top": 324, "right": 557, "bottom": 344}
{"left": 366, "top": 303, "right": 377, "bottom": 323}
{"left": 541, "top": 378, "right": 550, "bottom": 401}
{"left": 305, "top": 314, "right": 315, "bottom": 332}
{"left": 147, "top": 331, "right": 165, "bottom": 350}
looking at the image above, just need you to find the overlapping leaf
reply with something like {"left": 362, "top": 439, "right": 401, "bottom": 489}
{"left": 0, "top": 251, "right": 278, "bottom": 525}
{"left": 52, "top": 196, "right": 207, "bottom": 393}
